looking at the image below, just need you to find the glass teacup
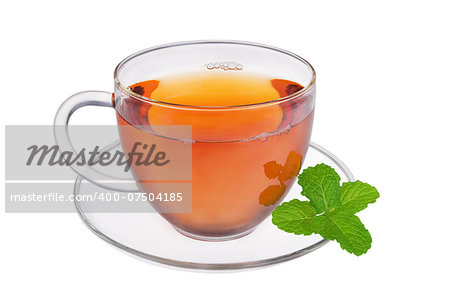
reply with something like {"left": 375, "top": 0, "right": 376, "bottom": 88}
{"left": 54, "top": 41, "right": 316, "bottom": 241}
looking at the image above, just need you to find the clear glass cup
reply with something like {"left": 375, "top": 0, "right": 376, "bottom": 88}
{"left": 54, "top": 41, "right": 316, "bottom": 241}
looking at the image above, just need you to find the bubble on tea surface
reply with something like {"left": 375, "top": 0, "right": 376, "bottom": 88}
{"left": 259, "top": 133, "right": 270, "bottom": 142}
{"left": 205, "top": 61, "right": 243, "bottom": 71}
{"left": 181, "top": 138, "right": 195, "bottom": 144}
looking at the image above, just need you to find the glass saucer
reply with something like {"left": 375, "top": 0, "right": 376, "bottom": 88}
{"left": 73, "top": 142, "right": 354, "bottom": 271}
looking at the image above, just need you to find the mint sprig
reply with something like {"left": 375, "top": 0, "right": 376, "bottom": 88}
{"left": 272, "top": 163, "right": 379, "bottom": 256}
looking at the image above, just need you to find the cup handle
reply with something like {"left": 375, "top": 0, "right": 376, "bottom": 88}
{"left": 54, "top": 90, "right": 138, "bottom": 192}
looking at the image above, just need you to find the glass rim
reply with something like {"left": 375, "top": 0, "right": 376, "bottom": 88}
{"left": 113, "top": 40, "right": 316, "bottom": 110}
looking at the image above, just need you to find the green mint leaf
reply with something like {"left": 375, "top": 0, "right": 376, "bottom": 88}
{"left": 315, "top": 210, "right": 372, "bottom": 256}
{"left": 272, "top": 163, "right": 379, "bottom": 256}
{"left": 339, "top": 180, "right": 380, "bottom": 214}
{"left": 298, "top": 164, "right": 341, "bottom": 213}
{"left": 272, "top": 199, "right": 317, "bottom": 235}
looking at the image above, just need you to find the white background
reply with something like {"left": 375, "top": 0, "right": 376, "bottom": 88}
{"left": 1, "top": 0, "right": 449, "bottom": 299}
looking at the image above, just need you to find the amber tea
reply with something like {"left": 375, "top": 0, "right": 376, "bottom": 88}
{"left": 116, "top": 72, "right": 314, "bottom": 239}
